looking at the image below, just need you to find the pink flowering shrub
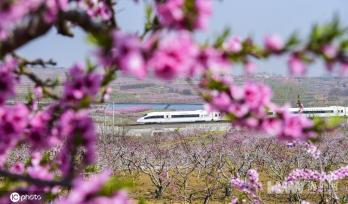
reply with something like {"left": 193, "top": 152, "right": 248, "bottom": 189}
{"left": 0, "top": 0, "right": 347, "bottom": 203}
{"left": 270, "top": 137, "right": 348, "bottom": 203}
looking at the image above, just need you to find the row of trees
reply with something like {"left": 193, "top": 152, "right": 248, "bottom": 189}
{"left": 97, "top": 130, "right": 348, "bottom": 203}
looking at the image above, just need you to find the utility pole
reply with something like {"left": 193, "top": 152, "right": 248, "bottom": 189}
{"left": 297, "top": 94, "right": 304, "bottom": 113}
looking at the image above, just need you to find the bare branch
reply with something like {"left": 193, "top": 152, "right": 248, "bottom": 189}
{"left": 0, "top": 169, "right": 71, "bottom": 188}
{"left": 61, "top": 10, "right": 112, "bottom": 34}
{"left": 1, "top": 9, "right": 113, "bottom": 57}
{"left": 15, "top": 54, "right": 58, "bottom": 67}
{"left": 0, "top": 16, "right": 52, "bottom": 57}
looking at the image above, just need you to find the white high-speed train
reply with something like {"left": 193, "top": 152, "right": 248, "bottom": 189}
{"left": 287, "top": 106, "right": 346, "bottom": 117}
{"left": 136, "top": 106, "right": 347, "bottom": 124}
{"left": 136, "top": 110, "right": 222, "bottom": 124}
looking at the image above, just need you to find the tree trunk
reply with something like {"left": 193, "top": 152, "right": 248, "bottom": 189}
{"left": 203, "top": 194, "right": 211, "bottom": 204}
{"left": 155, "top": 186, "right": 164, "bottom": 199}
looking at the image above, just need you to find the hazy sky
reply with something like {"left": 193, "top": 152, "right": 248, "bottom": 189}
{"left": 18, "top": 0, "right": 348, "bottom": 76}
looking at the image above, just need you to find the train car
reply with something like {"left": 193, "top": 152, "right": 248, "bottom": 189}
{"left": 288, "top": 106, "right": 346, "bottom": 118}
{"left": 136, "top": 106, "right": 347, "bottom": 124}
{"left": 267, "top": 106, "right": 346, "bottom": 118}
{"left": 136, "top": 110, "right": 222, "bottom": 124}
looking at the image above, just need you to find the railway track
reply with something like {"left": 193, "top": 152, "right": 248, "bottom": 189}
{"left": 97, "top": 121, "right": 232, "bottom": 136}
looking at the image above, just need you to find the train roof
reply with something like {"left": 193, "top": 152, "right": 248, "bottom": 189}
{"left": 145, "top": 110, "right": 208, "bottom": 115}
{"left": 289, "top": 106, "right": 344, "bottom": 110}
{"left": 144, "top": 106, "right": 346, "bottom": 116}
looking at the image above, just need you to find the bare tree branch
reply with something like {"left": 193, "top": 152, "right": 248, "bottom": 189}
{"left": 61, "top": 10, "right": 112, "bottom": 34}
{"left": 0, "top": 169, "right": 71, "bottom": 188}
{"left": 1, "top": 9, "right": 113, "bottom": 57}
{"left": 0, "top": 16, "right": 52, "bottom": 57}
{"left": 14, "top": 54, "right": 57, "bottom": 67}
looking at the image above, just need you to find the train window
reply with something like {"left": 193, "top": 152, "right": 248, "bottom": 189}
{"left": 301, "top": 110, "right": 334, "bottom": 114}
{"left": 172, "top": 114, "right": 200, "bottom": 118}
{"left": 290, "top": 110, "right": 334, "bottom": 114}
{"left": 145, "top": 115, "right": 165, "bottom": 119}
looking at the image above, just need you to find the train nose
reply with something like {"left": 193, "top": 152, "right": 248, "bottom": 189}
{"left": 136, "top": 118, "right": 143, "bottom": 123}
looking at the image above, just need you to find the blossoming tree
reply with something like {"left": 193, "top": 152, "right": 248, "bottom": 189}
{"left": 0, "top": 0, "right": 348, "bottom": 203}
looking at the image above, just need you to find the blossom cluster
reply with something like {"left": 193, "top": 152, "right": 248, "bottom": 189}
{"left": 147, "top": 31, "right": 201, "bottom": 80}
{"left": 16, "top": 152, "right": 53, "bottom": 181}
{"left": 57, "top": 170, "right": 129, "bottom": 204}
{"left": 2, "top": 152, "right": 57, "bottom": 200}
{"left": 223, "top": 32, "right": 348, "bottom": 76}
{"left": 24, "top": 63, "right": 102, "bottom": 176}
{"left": 57, "top": 110, "right": 97, "bottom": 174}
{"left": 0, "top": 0, "right": 43, "bottom": 40}
{"left": 204, "top": 78, "right": 315, "bottom": 141}
{"left": 43, "top": 0, "right": 69, "bottom": 23}
{"left": 0, "top": 0, "right": 112, "bottom": 42}
{"left": 0, "top": 56, "right": 123, "bottom": 201}
{"left": 99, "top": 31, "right": 147, "bottom": 79}
{"left": 155, "top": 0, "right": 212, "bottom": 30}
{"left": 0, "top": 0, "right": 70, "bottom": 38}
{"left": 287, "top": 44, "right": 348, "bottom": 76}
{"left": 76, "top": 0, "right": 112, "bottom": 21}
{"left": 96, "top": 16, "right": 348, "bottom": 85}
{"left": 63, "top": 63, "right": 102, "bottom": 104}
{"left": 287, "top": 141, "right": 321, "bottom": 159}
{"left": 272, "top": 165, "right": 348, "bottom": 193}
{"left": 273, "top": 29, "right": 348, "bottom": 76}
{"left": 27, "top": 107, "right": 60, "bottom": 151}
{"left": 0, "top": 55, "right": 17, "bottom": 104}
{"left": 99, "top": 30, "right": 228, "bottom": 80}
{"left": 0, "top": 104, "right": 29, "bottom": 165}
{"left": 230, "top": 169, "right": 262, "bottom": 204}
{"left": 328, "top": 165, "right": 348, "bottom": 181}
